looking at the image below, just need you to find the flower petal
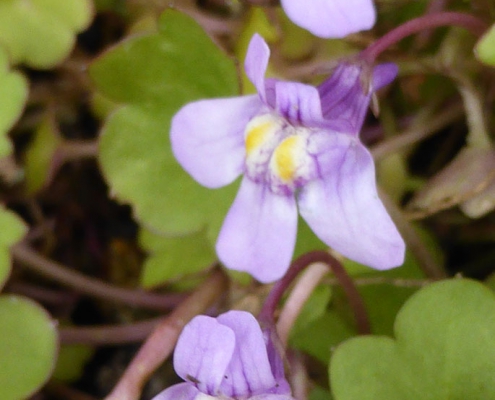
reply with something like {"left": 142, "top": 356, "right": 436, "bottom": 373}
{"left": 317, "top": 63, "right": 397, "bottom": 135}
{"left": 298, "top": 132, "right": 405, "bottom": 269}
{"left": 174, "top": 315, "right": 236, "bottom": 394}
{"left": 281, "top": 0, "right": 375, "bottom": 38}
{"left": 217, "top": 311, "right": 277, "bottom": 397}
{"left": 171, "top": 95, "right": 262, "bottom": 188}
{"left": 250, "top": 395, "right": 296, "bottom": 400}
{"left": 245, "top": 34, "right": 270, "bottom": 102}
{"left": 372, "top": 63, "right": 399, "bottom": 90}
{"left": 152, "top": 383, "right": 200, "bottom": 400}
{"left": 216, "top": 176, "right": 298, "bottom": 283}
{"left": 274, "top": 80, "right": 323, "bottom": 126}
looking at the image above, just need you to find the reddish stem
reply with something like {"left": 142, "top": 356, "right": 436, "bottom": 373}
{"left": 259, "top": 250, "right": 370, "bottom": 335}
{"left": 361, "top": 12, "right": 488, "bottom": 63}
{"left": 104, "top": 269, "right": 228, "bottom": 400}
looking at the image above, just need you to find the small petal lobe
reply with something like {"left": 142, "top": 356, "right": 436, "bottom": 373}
{"left": 217, "top": 311, "right": 277, "bottom": 397}
{"left": 174, "top": 316, "right": 236, "bottom": 395}
{"left": 245, "top": 34, "right": 270, "bottom": 102}
{"left": 274, "top": 81, "right": 323, "bottom": 126}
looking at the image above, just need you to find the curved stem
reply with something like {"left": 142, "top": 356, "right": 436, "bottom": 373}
{"left": 11, "top": 242, "right": 185, "bottom": 311}
{"left": 259, "top": 250, "right": 370, "bottom": 335}
{"left": 60, "top": 317, "right": 163, "bottom": 345}
{"left": 361, "top": 12, "right": 488, "bottom": 63}
{"left": 104, "top": 269, "right": 228, "bottom": 400}
{"left": 276, "top": 262, "right": 328, "bottom": 346}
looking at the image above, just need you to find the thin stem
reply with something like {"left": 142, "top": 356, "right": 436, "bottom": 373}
{"left": 361, "top": 12, "right": 488, "bottom": 62}
{"left": 60, "top": 317, "right": 163, "bottom": 345}
{"left": 11, "top": 242, "right": 185, "bottom": 311}
{"left": 104, "top": 269, "right": 228, "bottom": 400}
{"left": 58, "top": 140, "right": 99, "bottom": 161}
{"left": 7, "top": 281, "right": 77, "bottom": 306}
{"left": 371, "top": 102, "right": 464, "bottom": 160}
{"left": 276, "top": 263, "right": 328, "bottom": 346}
{"left": 259, "top": 250, "right": 370, "bottom": 335}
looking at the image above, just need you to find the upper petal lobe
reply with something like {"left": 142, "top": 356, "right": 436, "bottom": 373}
{"left": 217, "top": 311, "right": 277, "bottom": 397}
{"left": 174, "top": 315, "right": 236, "bottom": 395}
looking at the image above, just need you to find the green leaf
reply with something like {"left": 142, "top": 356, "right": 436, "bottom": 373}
{"left": 330, "top": 279, "right": 495, "bottom": 400}
{"left": 0, "top": 48, "right": 27, "bottom": 157}
{"left": 92, "top": 10, "right": 239, "bottom": 240}
{"left": 0, "top": 295, "right": 58, "bottom": 400}
{"left": 0, "top": 0, "right": 93, "bottom": 68}
{"left": 52, "top": 344, "right": 94, "bottom": 382}
{"left": 139, "top": 228, "right": 216, "bottom": 288}
{"left": 24, "top": 115, "right": 62, "bottom": 194}
{"left": 475, "top": 24, "right": 495, "bottom": 66}
{"left": 0, "top": 207, "right": 26, "bottom": 288}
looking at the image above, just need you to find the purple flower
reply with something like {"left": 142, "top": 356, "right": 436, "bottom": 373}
{"left": 152, "top": 310, "right": 294, "bottom": 400}
{"left": 171, "top": 34, "right": 405, "bottom": 283}
{"left": 280, "top": 0, "right": 376, "bottom": 38}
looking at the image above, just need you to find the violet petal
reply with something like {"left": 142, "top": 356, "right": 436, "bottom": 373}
{"left": 274, "top": 80, "right": 323, "bottom": 126}
{"left": 216, "top": 177, "right": 298, "bottom": 283}
{"left": 217, "top": 311, "right": 277, "bottom": 397}
{"left": 280, "top": 0, "right": 375, "bottom": 38}
{"left": 171, "top": 95, "right": 262, "bottom": 188}
{"left": 174, "top": 315, "right": 236, "bottom": 395}
{"left": 298, "top": 132, "right": 405, "bottom": 269}
{"left": 245, "top": 34, "right": 270, "bottom": 103}
{"left": 151, "top": 383, "right": 200, "bottom": 400}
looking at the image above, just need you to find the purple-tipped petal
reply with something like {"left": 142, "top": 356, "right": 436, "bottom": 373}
{"left": 151, "top": 383, "right": 200, "bottom": 400}
{"left": 171, "top": 95, "right": 262, "bottom": 188}
{"left": 174, "top": 315, "right": 236, "bottom": 395}
{"left": 372, "top": 63, "right": 399, "bottom": 90}
{"left": 217, "top": 311, "right": 277, "bottom": 397}
{"left": 317, "top": 62, "right": 397, "bottom": 135}
{"left": 245, "top": 34, "right": 270, "bottom": 102}
{"left": 274, "top": 81, "right": 323, "bottom": 126}
{"left": 216, "top": 177, "right": 298, "bottom": 283}
{"left": 317, "top": 64, "right": 370, "bottom": 135}
{"left": 281, "top": 0, "right": 376, "bottom": 38}
{"left": 298, "top": 133, "right": 405, "bottom": 270}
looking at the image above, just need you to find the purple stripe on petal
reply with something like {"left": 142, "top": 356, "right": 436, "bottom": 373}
{"left": 245, "top": 34, "right": 270, "bottom": 103}
{"left": 151, "top": 383, "right": 200, "bottom": 400}
{"left": 216, "top": 177, "right": 298, "bottom": 283}
{"left": 174, "top": 315, "right": 236, "bottom": 395}
{"left": 298, "top": 133, "right": 405, "bottom": 270}
{"left": 274, "top": 81, "right": 323, "bottom": 126}
{"left": 171, "top": 95, "right": 262, "bottom": 188}
{"left": 280, "top": 0, "right": 375, "bottom": 38}
{"left": 217, "top": 311, "right": 277, "bottom": 397}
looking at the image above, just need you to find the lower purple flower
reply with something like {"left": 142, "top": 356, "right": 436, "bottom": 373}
{"left": 171, "top": 34, "right": 405, "bottom": 283}
{"left": 152, "top": 310, "right": 294, "bottom": 400}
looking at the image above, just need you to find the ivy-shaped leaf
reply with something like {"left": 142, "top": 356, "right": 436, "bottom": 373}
{"left": 0, "top": 48, "right": 27, "bottom": 157}
{"left": 0, "top": 0, "right": 93, "bottom": 68}
{"left": 0, "top": 295, "right": 58, "bottom": 399}
{"left": 330, "top": 279, "right": 495, "bottom": 400}
{"left": 475, "top": 24, "right": 495, "bottom": 67}
{"left": 0, "top": 207, "right": 26, "bottom": 289}
{"left": 91, "top": 10, "right": 239, "bottom": 240}
{"left": 139, "top": 228, "right": 216, "bottom": 288}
